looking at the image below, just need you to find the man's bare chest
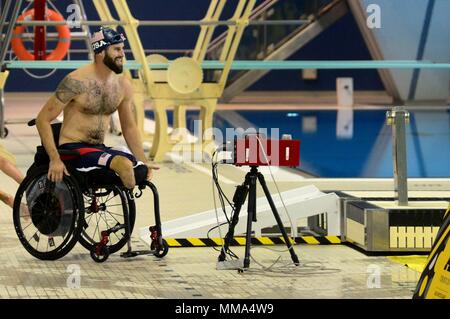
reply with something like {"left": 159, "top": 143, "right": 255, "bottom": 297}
{"left": 76, "top": 79, "right": 123, "bottom": 115}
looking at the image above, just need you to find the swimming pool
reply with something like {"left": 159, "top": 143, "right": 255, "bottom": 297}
{"left": 145, "top": 109, "right": 450, "bottom": 178}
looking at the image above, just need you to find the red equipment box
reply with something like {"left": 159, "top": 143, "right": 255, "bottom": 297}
{"left": 233, "top": 135, "right": 300, "bottom": 167}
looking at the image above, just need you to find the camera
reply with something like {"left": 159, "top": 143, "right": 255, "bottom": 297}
{"left": 221, "top": 134, "right": 300, "bottom": 167}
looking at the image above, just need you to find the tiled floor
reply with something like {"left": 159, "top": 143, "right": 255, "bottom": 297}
{"left": 0, "top": 209, "right": 420, "bottom": 299}
{"left": 0, "top": 94, "right": 426, "bottom": 299}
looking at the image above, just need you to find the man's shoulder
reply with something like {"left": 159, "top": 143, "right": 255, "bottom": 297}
{"left": 59, "top": 67, "right": 98, "bottom": 91}
{"left": 60, "top": 70, "right": 86, "bottom": 85}
{"left": 117, "top": 75, "right": 132, "bottom": 93}
{"left": 70, "top": 64, "right": 94, "bottom": 80}
{"left": 117, "top": 74, "right": 131, "bottom": 86}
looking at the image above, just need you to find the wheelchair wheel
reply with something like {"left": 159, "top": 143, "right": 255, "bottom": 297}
{"left": 78, "top": 185, "right": 136, "bottom": 254}
{"left": 151, "top": 239, "right": 169, "bottom": 258}
{"left": 13, "top": 166, "right": 85, "bottom": 260}
{"left": 90, "top": 245, "right": 110, "bottom": 263}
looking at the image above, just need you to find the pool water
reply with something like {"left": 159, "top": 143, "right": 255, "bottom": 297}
{"left": 145, "top": 109, "right": 450, "bottom": 178}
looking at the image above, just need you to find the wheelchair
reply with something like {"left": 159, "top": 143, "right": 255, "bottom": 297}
{"left": 12, "top": 120, "right": 169, "bottom": 263}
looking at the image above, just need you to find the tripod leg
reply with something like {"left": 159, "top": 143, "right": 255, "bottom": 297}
{"left": 243, "top": 173, "right": 258, "bottom": 268}
{"left": 257, "top": 173, "right": 300, "bottom": 266}
{"left": 218, "top": 184, "right": 248, "bottom": 261}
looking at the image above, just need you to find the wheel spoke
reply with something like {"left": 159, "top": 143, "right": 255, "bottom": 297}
{"left": 104, "top": 210, "right": 124, "bottom": 220}
{"left": 21, "top": 220, "right": 33, "bottom": 232}
{"left": 28, "top": 230, "right": 40, "bottom": 250}
{"left": 84, "top": 212, "right": 95, "bottom": 224}
{"left": 102, "top": 191, "right": 119, "bottom": 205}
{"left": 98, "top": 212, "right": 121, "bottom": 244}
{"left": 79, "top": 185, "right": 132, "bottom": 252}
{"left": 101, "top": 203, "right": 122, "bottom": 208}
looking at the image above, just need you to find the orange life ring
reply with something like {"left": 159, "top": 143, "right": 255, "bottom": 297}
{"left": 11, "top": 9, "right": 71, "bottom": 61}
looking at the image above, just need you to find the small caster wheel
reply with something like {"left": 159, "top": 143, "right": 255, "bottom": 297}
{"left": 151, "top": 239, "right": 169, "bottom": 258}
{"left": 2, "top": 127, "right": 8, "bottom": 138}
{"left": 238, "top": 269, "right": 244, "bottom": 274}
{"left": 90, "top": 246, "right": 109, "bottom": 263}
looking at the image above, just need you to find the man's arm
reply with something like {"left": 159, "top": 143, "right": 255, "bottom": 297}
{"left": 117, "top": 78, "right": 146, "bottom": 162}
{"left": 118, "top": 78, "right": 159, "bottom": 178}
{"left": 36, "top": 75, "right": 83, "bottom": 181}
{"left": 36, "top": 95, "right": 66, "bottom": 161}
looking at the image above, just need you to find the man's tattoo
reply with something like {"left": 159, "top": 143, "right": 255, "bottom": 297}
{"left": 55, "top": 76, "right": 85, "bottom": 104}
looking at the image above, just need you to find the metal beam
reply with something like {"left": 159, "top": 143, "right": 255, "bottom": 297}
{"left": 73, "top": 0, "right": 94, "bottom": 60}
{"left": 0, "top": 0, "right": 21, "bottom": 139}
{"left": 4, "top": 60, "right": 450, "bottom": 70}
{"left": 0, "top": 85, "right": 5, "bottom": 138}
{"left": 0, "top": 1, "right": 13, "bottom": 47}
{"left": 193, "top": 0, "right": 227, "bottom": 62}
{"left": 218, "top": 0, "right": 257, "bottom": 88}
{"left": 386, "top": 107, "right": 410, "bottom": 206}
{"left": 221, "top": 0, "right": 349, "bottom": 102}
{"left": 3, "top": 31, "right": 89, "bottom": 41}
{"left": 207, "top": 0, "right": 281, "bottom": 55}
{"left": 10, "top": 19, "right": 310, "bottom": 27}
{"left": 0, "top": 0, "right": 22, "bottom": 65}
{"left": 347, "top": 0, "right": 402, "bottom": 103}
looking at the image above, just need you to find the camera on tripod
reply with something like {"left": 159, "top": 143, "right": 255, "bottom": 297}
{"left": 215, "top": 133, "right": 301, "bottom": 269}
{"left": 223, "top": 133, "right": 301, "bottom": 167}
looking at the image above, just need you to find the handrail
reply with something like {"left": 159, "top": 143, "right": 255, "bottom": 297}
{"left": 6, "top": 19, "right": 310, "bottom": 27}
{"left": 207, "top": 0, "right": 280, "bottom": 53}
{"left": 206, "top": 0, "right": 334, "bottom": 60}
{"left": 4, "top": 60, "right": 450, "bottom": 70}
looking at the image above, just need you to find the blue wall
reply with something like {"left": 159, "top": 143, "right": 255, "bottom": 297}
{"left": 358, "top": 0, "right": 450, "bottom": 102}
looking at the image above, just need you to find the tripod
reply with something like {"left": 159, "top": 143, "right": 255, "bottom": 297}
{"left": 218, "top": 166, "right": 300, "bottom": 268}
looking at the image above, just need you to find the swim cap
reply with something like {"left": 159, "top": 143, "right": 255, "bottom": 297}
{"left": 90, "top": 27, "right": 126, "bottom": 54}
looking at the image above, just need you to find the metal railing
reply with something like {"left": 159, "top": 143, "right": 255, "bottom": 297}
{"left": 205, "top": 0, "right": 335, "bottom": 84}
{"left": 4, "top": 19, "right": 311, "bottom": 27}
{"left": 207, "top": 0, "right": 281, "bottom": 54}
{"left": 0, "top": 0, "right": 23, "bottom": 138}
{"left": 386, "top": 107, "right": 410, "bottom": 206}
{"left": 5, "top": 60, "right": 450, "bottom": 70}
{"left": 207, "top": 0, "right": 333, "bottom": 61}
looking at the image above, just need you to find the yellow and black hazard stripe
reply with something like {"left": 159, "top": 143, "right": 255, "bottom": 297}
{"left": 165, "top": 236, "right": 341, "bottom": 247}
{"left": 444, "top": 203, "right": 450, "bottom": 219}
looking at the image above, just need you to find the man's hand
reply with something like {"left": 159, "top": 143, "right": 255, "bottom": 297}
{"left": 48, "top": 158, "right": 70, "bottom": 182}
{"left": 146, "top": 163, "right": 160, "bottom": 180}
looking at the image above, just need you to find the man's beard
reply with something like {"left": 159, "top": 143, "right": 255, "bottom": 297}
{"left": 103, "top": 53, "right": 123, "bottom": 74}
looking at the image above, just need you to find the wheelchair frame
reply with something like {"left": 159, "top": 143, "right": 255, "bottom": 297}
{"left": 12, "top": 120, "right": 168, "bottom": 262}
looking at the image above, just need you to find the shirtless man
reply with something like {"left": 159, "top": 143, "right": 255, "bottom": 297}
{"left": 36, "top": 27, "right": 157, "bottom": 189}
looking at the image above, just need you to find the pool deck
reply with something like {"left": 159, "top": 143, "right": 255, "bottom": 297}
{"left": 0, "top": 92, "right": 449, "bottom": 299}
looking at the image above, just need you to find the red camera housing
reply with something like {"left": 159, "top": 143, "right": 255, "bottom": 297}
{"left": 233, "top": 135, "right": 300, "bottom": 167}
